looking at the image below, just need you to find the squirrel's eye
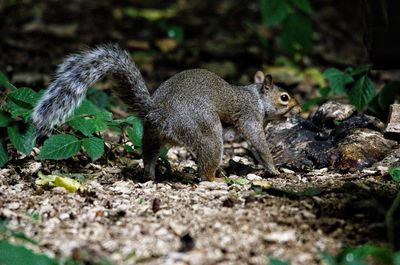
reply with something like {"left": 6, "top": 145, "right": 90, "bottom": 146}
{"left": 280, "top": 93, "right": 290, "bottom": 103}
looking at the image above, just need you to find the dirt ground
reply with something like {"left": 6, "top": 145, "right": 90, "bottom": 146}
{"left": 1, "top": 145, "right": 400, "bottom": 265}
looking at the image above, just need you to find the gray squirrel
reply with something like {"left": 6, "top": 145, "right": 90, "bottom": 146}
{"left": 32, "top": 44, "right": 297, "bottom": 181}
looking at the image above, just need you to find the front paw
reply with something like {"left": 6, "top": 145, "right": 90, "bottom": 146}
{"left": 263, "top": 165, "right": 280, "bottom": 177}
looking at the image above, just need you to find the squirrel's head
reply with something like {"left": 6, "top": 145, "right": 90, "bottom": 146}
{"left": 254, "top": 71, "right": 299, "bottom": 117}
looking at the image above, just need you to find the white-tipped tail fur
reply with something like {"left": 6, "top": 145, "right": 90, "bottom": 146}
{"left": 32, "top": 44, "right": 153, "bottom": 134}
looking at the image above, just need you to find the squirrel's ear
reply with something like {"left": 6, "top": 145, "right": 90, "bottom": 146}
{"left": 262, "top": 74, "right": 274, "bottom": 93}
{"left": 254, "top": 71, "right": 265, "bottom": 84}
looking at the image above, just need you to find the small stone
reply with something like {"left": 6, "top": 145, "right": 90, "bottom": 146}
{"left": 169, "top": 221, "right": 188, "bottom": 237}
{"left": 8, "top": 202, "right": 20, "bottom": 210}
{"left": 246, "top": 173, "right": 262, "bottom": 181}
{"left": 264, "top": 229, "right": 296, "bottom": 243}
{"left": 59, "top": 213, "right": 70, "bottom": 220}
{"left": 280, "top": 168, "right": 295, "bottom": 174}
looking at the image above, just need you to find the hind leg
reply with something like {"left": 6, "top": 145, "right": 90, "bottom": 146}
{"left": 188, "top": 124, "right": 223, "bottom": 181}
{"left": 195, "top": 136, "right": 223, "bottom": 181}
{"left": 142, "top": 126, "right": 163, "bottom": 180}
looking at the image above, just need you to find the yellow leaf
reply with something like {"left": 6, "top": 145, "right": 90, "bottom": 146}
{"left": 36, "top": 171, "right": 82, "bottom": 192}
{"left": 54, "top": 176, "right": 81, "bottom": 192}
{"left": 252, "top": 180, "right": 272, "bottom": 189}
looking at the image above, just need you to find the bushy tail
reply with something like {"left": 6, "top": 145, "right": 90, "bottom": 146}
{"left": 32, "top": 44, "right": 153, "bottom": 134}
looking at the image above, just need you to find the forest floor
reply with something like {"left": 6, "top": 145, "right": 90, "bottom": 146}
{"left": 1, "top": 145, "right": 399, "bottom": 265}
{"left": 1, "top": 1, "right": 400, "bottom": 265}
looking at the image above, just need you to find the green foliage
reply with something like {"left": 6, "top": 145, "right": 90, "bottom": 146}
{"left": 323, "top": 68, "right": 353, "bottom": 95}
{"left": 0, "top": 220, "right": 111, "bottom": 265}
{"left": 0, "top": 220, "right": 57, "bottom": 265}
{"left": 268, "top": 257, "right": 290, "bottom": 265}
{"left": 260, "top": 0, "right": 313, "bottom": 56}
{"left": 7, "top": 124, "right": 36, "bottom": 155}
{"left": 82, "top": 137, "right": 104, "bottom": 161}
{"left": 0, "top": 240, "right": 57, "bottom": 265}
{"left": 0, "top": 71, "right": 159, "bottom": 168}
{"left": 0, "top": 72, "right": 17, "bottom": 91}
{"left": 321, "top": 65, "right": 378, "bottom": 111}
{"left": 389, "top": 167, "right": 400, "bottom": 182}
{"left": 348, "top": 76, "right": 375, "bottom": 111}
{"left": 321, "top": 245, "right": 400, "bottom": 265}
{"left": 37, "top": 134, "right": 81, "bottom": 160}
{"left": 0, "top": 141, "right": 8, "bottom": 167}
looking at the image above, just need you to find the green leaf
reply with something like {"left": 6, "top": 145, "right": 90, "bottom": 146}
{"left": 82, "top": 137, "right": 104, "bottom": 161}
{"left": 261, "top": 0, "right": 290, "bottom": 26}
{"left": 126, "top": 116, "right": 143, "bottom": 147}
{"left": 0, "top": 110, "right": 12, "bottom": 127}
{"left": 319, "top": 252, "right": 337, "bottom": 265}
{"left": 37, "top": 134, "right": 81, "bottom": 160}
{"left": 68, "top": 111, "right": 112, "bottom": 136}
{"left": 268, "top": 257, "right": 290, "bottom": 265}
{"left": 389, "top": 167, "right": 400, "bottom": 182}
{"left": 6, "top": 87, "right": 40, "bottom": 121}
{"left": 280, "top": 13, "right": 313, "bottom": 55}
{"left": 87, "top": 88, "right": 110, "bottom": 110}
{"left": 72, "top": 99, "right": 100, "bottom": 117}
{"left": 7, "top": 124, "right": 36, "bottom": 155}
{"left": 8, "top": 87, "right": 40, "bottom": 106}
{"left": 349, "top": 64, "right": 372, "bottom": 76}
{"left": 395, "top": 252, "right": 400, "bottom": 265}
{"left": 348, "top": 75, "right": 376, "bottom": 111}
{"left": 289, "top": 0, "right": 313, "bottom": 14}
{"left": 0, "top": 72, "right": 17, "bottom": 91}
{"left": 0, "top": 141, "right": 8, "bottom": 168}
{"left": 378, "top": 81, "right": 400, "bottom": 111}
{"left": 0, "top": 240, "right": 57, "bottom": 265}
{"left": 323, "top": 68, "right": 354, "bottom": 95}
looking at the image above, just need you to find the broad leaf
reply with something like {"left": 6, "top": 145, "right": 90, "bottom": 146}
{"left": 127, "top": 117, "right": 143, "bottom": 147}
{"left": 68, "top": 111, "right": 112, "bottom": 136}
{"left": 261, "top": 0, "right": 290, "bottom": 26}
{"left": 348, "top": 75, "right": 376, "bottom": 111}
{"left": 37, "top": 134, "right": 81, "bottom": 160}
{"left": 71, "top": 99, "right": 100, "bottom": 117}
{"left": 87, "top": 88, "right": 110, "bottom": 109}
{"left": 7, "top": 124, "right": 36, "bottom": 155}
{"left": 389, "top": 167, "right": 400, "bottom": 182}
{"left": 0, "top": 240, "right": 57, "bottom": 265}
{"left": 0, "top": 141, "right": 8, "bottom": 168}
{"left": 349, "top": 64, "right": 372, "bottom": 76}
{"left": 289, "top": 0, "right": 313, "bottom": 14}
{"left": 0, "top": 111, "right": 12, "bottom": 127}
{"left": 280, "top": 13, "right": 313, "bottom": 54}
{"left": 378, "top": 81, "right": 400, "bottom": 110}
{"left": 323, "top": 68, "right": 354, "bottom": 95}
{"left": 82, "top": 136, "right": 104, "bottom": 161}
{"left": 0, "top": 72, "right": 17, "bottom": 91}
{"left": 8, "top": 87, "right": 40, "bottom": 106}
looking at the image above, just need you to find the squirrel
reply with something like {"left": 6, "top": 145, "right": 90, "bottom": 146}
{"left": 32, "top": 44, "right": 297, "bottom": 181}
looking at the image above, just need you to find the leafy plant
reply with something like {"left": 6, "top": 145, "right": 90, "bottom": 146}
{"left": 0, "top": 220, "right": 111, "bottom": 265}
{"left": 302, "top": 64, "right": 400, "bottom": 114}
{"left": 321, "top": 245, "right": 400, "bottom": 265}
{"left": 268, "top": 256, "right": 290, "bottom": 265}
{"left": 389, "top": 167, "right": 400, "bottom": 182}
{"left": 260, "top": 0, "right": 313, "bottom": 56}
{"left": 323, "top": 65, "right": 376, "bottom": 111}
{"left": 0, "top": 72, "right": 164, "bottom": 168}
